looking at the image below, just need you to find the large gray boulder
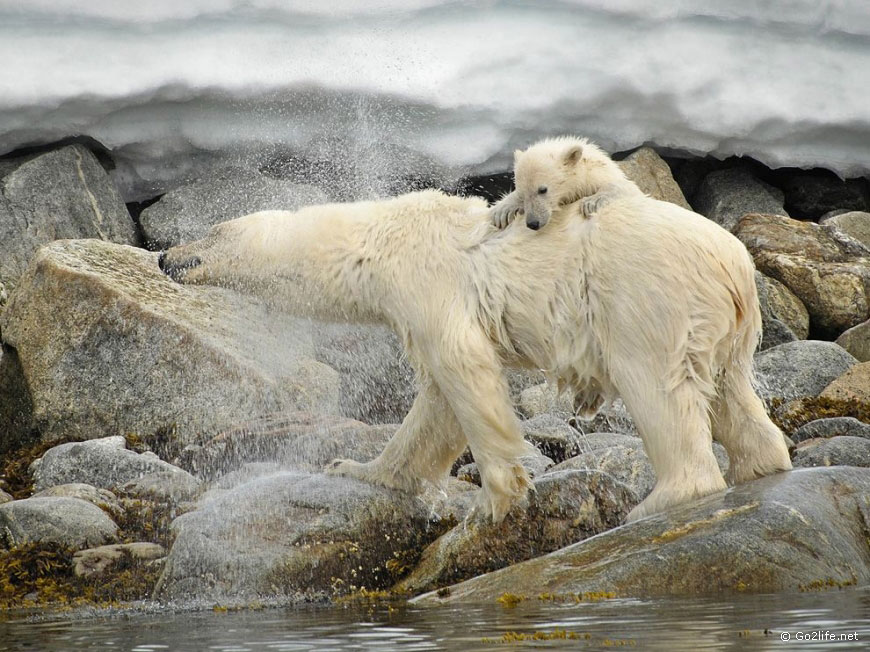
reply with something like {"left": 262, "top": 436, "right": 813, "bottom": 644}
{"left": 415, "top": 467, "right": 870, "bottom": 602}
{"left": 0, "top": 496, "right": 118, "bottom": 549}
{"left": 395, "top": 469, "right": 634, "bottom": 595}
{"left": 0, "top": 239, "right": 340, "bottom": 448}
{"left": 0, "top": 145, "right": 137, "bottom": 292}
{"left": 754, "top": 340, "right": 857, "bottom": 402}
{"left": 312, "top": 323, "right": 415, "bottom": 425}
{"left": 139, "top": 167, "right": 327, "bottom": 249}
{"left": 30, "top": 436, "right": 195, "bottom": 492}
{"left": 154, "top": 471, "right": 434, "bottom": 602}
{"left": 693, "top": 169, "right": 787, "bottom": 231}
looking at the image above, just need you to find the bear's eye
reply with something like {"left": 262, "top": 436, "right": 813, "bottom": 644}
{"left": 538, "top": 186, "right": 548, "bottom": 195}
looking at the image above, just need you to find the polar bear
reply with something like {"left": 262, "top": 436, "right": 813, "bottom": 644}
{"left": 159, "top": 140, "right": 791, "bottom": 523}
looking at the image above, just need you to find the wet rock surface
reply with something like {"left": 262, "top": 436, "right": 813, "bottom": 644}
{"left": 155, "top": 471, "right": 435, "bottom": 602}
{"left": 415, "top": 467, "right": 870, "bottom": 602}
{"left": 176, "top": 412, "right": 396, "bottom": 481}
{"left": 73, "top": 542, "right": 166, "bottom": 579}
{"left": 395, "top": 470, "right": 634, "bottom": 595}
{"left": 0, "top": 240, "right": 340, "bottom": 448}
{"left": 30, "top": 436, "right": 197, "bottom": 493}
{"left": 0, "top": 496, "right": 118, "bottom": 549}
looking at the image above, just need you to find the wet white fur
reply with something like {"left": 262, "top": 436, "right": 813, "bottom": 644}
{"left": 164, "top": 138, "right": 791, "bottom": 522}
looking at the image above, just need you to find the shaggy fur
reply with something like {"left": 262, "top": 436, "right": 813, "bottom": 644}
{"left": 160, "top": 137, "right": 791, "bottom": 523}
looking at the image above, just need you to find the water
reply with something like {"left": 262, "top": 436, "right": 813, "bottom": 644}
{"left": 2, "top": 587, "right": 868, "bottom": 651}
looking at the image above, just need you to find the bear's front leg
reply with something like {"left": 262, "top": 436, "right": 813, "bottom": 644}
{"left": 490, "top": 191, "right": 522, "bottom": 229}
{"left": 426, "top": 320, "right": 535, "bottom": 523}
{"left": 327, "top": 373, "right": 468, "bottom": 494}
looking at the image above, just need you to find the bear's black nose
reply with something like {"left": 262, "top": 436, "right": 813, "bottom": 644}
{"left": 526, "top": 220, "right": 541, "bottom": 231}
{"left": 159, "top": 251, "right": 202, "bottom": 282}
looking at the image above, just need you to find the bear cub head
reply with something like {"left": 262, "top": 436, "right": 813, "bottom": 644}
{"left": 512, "top": 136, "right": 620, "bottom": 230}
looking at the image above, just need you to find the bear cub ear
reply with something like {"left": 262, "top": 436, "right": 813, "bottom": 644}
{"left": 513, "top": 149, "right": 524, "bottom": 162}
{"left": 563, "top": 144, "right": 583, "bottom": 166}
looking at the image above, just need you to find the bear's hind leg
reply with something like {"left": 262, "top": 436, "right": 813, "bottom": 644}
{"left": 328, "top": 373, "right": 467, "bottom": 494}
{"left": 712, "top": 370, "right": 792, "bottom": 485}
{"left": 617, "top": 377, "right": 727, "bottom": 522}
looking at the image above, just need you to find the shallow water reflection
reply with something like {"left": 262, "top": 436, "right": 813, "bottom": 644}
{"left": 2, "top": 587, "right": 868, "bottom": 651}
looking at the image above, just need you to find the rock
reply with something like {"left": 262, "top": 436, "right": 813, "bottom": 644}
{"left": 836, "top": 319, "right": 870, "bottom": 362}
{"left": 820, "top": 361, "right": 870, "bottom": 403}
{"left": 312, "top": 323, "right": 414, "bottom": 424}
{"left": 756, "top": 272, "right": 810, "bottom": 344}
{"left": 0, "top": 344, "right": 35, "bottom": 459}
{"left": 395, "top": 470, "right": 634, "bottom": 595}
{"left": 421, "top": 477, "right": 479, "bottom": 522}
{"left": 118, "top": 471, "right": 203, "bottom": 505}
{"left": 517, "top": 383, "right": 573, "bottom": 418}
{"left": 693, "top": 169, "right": 787, "bottom": 232}
{"left": 574, "top": 432, "right": 644, "bottom": 452}
{"left": 176, "top": 413, "right": 395, "bottom": 481}
{"left": 0, "top": 240, "right": 340, "bottom": 446}
{"left": 139, "top": 167, "right": 327, "bottom": 249}
{"left": 792, "top": 417, "right": 870, "bottom": 444}
{"left": 780, "top": 171, "right": 870, "bottom": 219}
{"left": 0, "top": 496, "right": 118, "bottom": 549}
{"left": 793, "top": 436, "right": 870, "bottom": 468}
{"left": 0, "top": 145, "right": 137, "bottom": 292}
{"left": 30, "top": 436, "right": 196, "bottom": 492}
{"left": 549, "top": 443, "right": 729, "bottom": 503}
{"left": 822, "top": 211, "right": 870, "bottom": 251}
{"left": 736, "top": 213, "right": 870, "bottom": 335}
{"left": 415, "top": 467, "right": 870, "bottom": 602}
{"left": 0, "top": 490, "right": 12, "bottom": 504}
{"left": 569, "top": 400, "right": 637, "bottom": 436}
{"left": 32, "top": 483, "right": 123, "bottom": 518}
{"left": 455, "top": 452, "right": 553, "bottom": 487}
{"left": 73, "top": 542, "right": 166, "bottom": 578}
{"left": 548, "top": 446, "right": 655, "bottom": 501}
{"left": 616, "top": 147, "right": 690, "bottom": 209}
{"left": 521, "top": 414, "right": 583, "bottom": 463}
{"left": 154, "top": 471, "right": 434, "bottom": 602}
{"left": 754, "top": 340, "right": 857, "bottom": 402}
